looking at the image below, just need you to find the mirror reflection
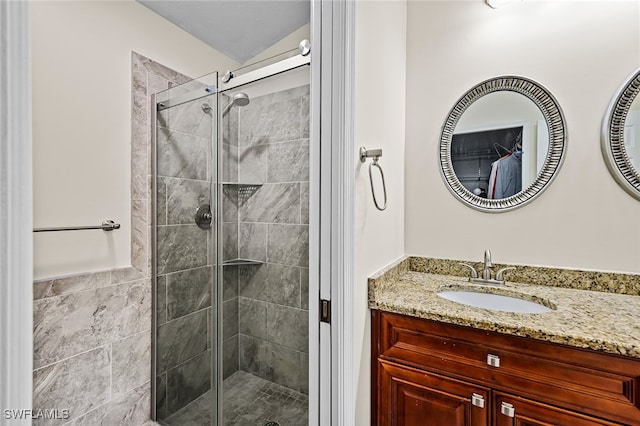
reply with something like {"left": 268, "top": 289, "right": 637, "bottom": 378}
{"left": 451, "top": 92, "right": 548, "bottom": 199}
{"left": 624, "top": 93, "right": 640, "bottom": 172}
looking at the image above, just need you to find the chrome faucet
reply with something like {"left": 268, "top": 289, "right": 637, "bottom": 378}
{"left": 460, "top": 249, "right": 515, "bottom": 286}
{"left": 481, "top": 249, "right": 493, "bottom": 280}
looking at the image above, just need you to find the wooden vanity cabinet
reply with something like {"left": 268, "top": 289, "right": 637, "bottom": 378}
{"left": 371, "top": 310, "right": 640, "bottom": 426}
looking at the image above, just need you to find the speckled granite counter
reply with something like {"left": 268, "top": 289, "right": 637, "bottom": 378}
{"left": 368, "top": 256, "right": 640, "bottom": 358}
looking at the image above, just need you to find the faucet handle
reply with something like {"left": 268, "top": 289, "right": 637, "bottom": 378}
{"left": 495, "top": 267, "right": 516, "bottom": 281}
{"left": 459, "top": 263, "right": 479, "bottom": 279}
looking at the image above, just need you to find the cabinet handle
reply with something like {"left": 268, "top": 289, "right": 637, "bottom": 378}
{"left": 487, "top": 353, "right": 501, "bottom": 367}
{"left": 471, "top": 393, "right": 485, "bottom": 408}
{"left": 500, "top": 402, "right": 515, "bottom": 417}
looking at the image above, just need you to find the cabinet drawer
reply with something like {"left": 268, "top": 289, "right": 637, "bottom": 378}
{"left": 492, "top": 391, "right": 619, "bottom": 426}
{"left": 373, "top": 311, "right": 640, "bottom": 424}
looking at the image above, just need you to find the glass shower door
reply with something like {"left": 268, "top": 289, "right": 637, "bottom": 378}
{"left": 218, "top": 65, "right": 311, "bottom": 426}
{"left": 153, "top": 57, "right": 312, "bottom": 426}
{"left": 153, "top": 73, "right": 220, "bottom": 426}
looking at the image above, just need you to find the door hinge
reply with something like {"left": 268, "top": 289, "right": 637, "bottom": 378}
{"left": 320, "top": 299, "right": 331, "bottom": 323}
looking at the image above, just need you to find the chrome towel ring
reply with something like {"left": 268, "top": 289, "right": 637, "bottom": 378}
{"left": 360, "top": 147, "right": 388, "bottom": 211}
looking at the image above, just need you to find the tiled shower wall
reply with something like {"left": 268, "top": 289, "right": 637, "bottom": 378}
{"left": 31, "top": 52, "right": 190, "bottom": 425}
{"left": 226, "top": 85, "right": 311, "bottom": 394}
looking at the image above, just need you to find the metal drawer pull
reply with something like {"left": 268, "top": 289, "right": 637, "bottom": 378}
{"left": 471, "top": 393, "right": 485, "bottom": 408}
{"left": 487, "top": 353, "right": 501, "bottom": 367}
{"left": 500, "top": 402, "right": 515, "bottom": 417}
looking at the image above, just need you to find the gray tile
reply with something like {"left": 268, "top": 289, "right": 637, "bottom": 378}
{"left": 223, "top": 98, "right": 239, "bottom": 147}
{"left": 238, "top": 145, "right": 267, "bottom": 183}
{"left": 165, "top": 178, "right": 209, "bottom": 225}
{"left": 301, "top": 94, "right": 310, "bottom": 139}
{"left": 222, "top": 371, "right": 308, "bottom": 425}
{"left": 267, "top": 139, "right": 309, "bottom": 183}
{"left": 33, "top": 270, "right": 111, "bottom": 300}
{"left": 157, "top": 275, "right": 167, "bottom": 325}
{"left": 132, "top": 199, "right": 150, "bottom": 275}
{"left": 222, "top": 185, "right": 239, "bottom": 223}
{"left": 301, "top": 268, "right": 309, "bottom": 310}
{"left": 112, "top": 330, "right": 151, "bottom": 397}
{"left": 166, "top": 266, "right": 212, "bottom": 321}
{"left": 223, "top": 298, "right": 239, "bottom": 340}
{"left": 223, "top": 265, "right": 238, "bottom": 301}
{"left": 139, "top": 52, "right": 192, "bottom": 86}
{"left": 157, "top": 177, "right": 167, "bottom": 226}
{"left": 238, "top": 336, "right": 308, "bottom": 394}
{"left": 223, "top": 222, "right": 238, "bottom": 261}
{"left": 267, "top": 305, "right": 308, "bottom": 352}
{"left": 239, "top": 297, "right": 267, "bottom": 340}
{"left": 33, "top": 279, "right": 151, "bottom": 369}
{"left": 238, "top": 97, "right": 303, "bottom": 146}
{"left": 300, "top": 182, "right": 309, "bottom": 224}
{"left": 164, "top": 391, "right": 210, "bottom": 426}
{"left": 156, "top": 373, "right": 168, "bottom": 420}
{"left": 266, "top": 224, "right": 309, "bottom": 267}
{"left": 132, "top": 173, "right": 149, "bottom": 202}
{"left": 33, "top": 347, "right": 111, "bottom": 425}
{"left": 157, "top": 310, "right": 208, "bottom": 372}
{"left": 148, "top": 71, "right": 170, "bottom": 98}
{"left": 238, "top": 263, "right": 301, "bottom": 308}
{"left": 222, "top": 143, "right": 238, "bottom": 183}
{"left": 157, "top": 127, "right": 209, "bottom": 180}
{"left": 239, "top": 223, "right": 267, "bottom": 262}
{"left": 68, "top": 382, "right": 151, "bottom": 426}
{"left": 156, "top": 225, "right": 208, "bottom": 275}
{"left": 166, "top": 350, "right": 211, "bottom": 415}
{"left": 239, "top": 183, "right": 300, "bottom": 224}
{"left": 164, "top": 95, "right": 214, "bottom": 140}
{"left": 223, "top": 335, "right": 239, "bottom": 380}
{"left": 111, "top": 266, "right": 145, "bottom": 284}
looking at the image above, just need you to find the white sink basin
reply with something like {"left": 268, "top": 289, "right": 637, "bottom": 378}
{"left": 437, "top": 290, "right": 553, "bottom": 314}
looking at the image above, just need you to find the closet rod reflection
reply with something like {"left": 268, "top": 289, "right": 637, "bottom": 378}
{"left": 33, "top": 220, "right": 121, "bottom": 233}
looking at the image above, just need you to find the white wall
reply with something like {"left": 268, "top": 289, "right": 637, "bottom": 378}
{"left": 405, "top": 0, "right": 640, "bottom": 274}
{"left": 244, "top": 23, "right": 310, "bottom": 66}
{"left": 353, "top": 1, "right": 407, "bottom": 424}
{"left": 31, "top": 1, "right": 239, "bottom": 279}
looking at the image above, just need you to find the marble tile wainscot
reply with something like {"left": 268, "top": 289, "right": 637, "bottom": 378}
{"left": 32, "top": 53, "right": 192, "bottom": 425}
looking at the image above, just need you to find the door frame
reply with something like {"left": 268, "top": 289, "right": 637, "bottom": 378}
{"left": 312, "top": 0, "right": 356, "bottom": 424}
{"left": 0, "top": 1, "right": 34, "bottom": 423}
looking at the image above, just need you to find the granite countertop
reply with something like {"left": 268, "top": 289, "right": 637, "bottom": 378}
{"left": 368, "top": 258, "right": 640, "bottom": 359}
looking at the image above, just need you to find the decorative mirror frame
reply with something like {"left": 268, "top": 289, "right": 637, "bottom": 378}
{"left": 601, "top": 68, "right": 640, "bottom": 200}
{"left": 439, "top": 76, "right": 567, "bottom": 212}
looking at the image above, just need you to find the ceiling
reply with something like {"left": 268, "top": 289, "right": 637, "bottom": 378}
{"left": 137, "top": 0, "right": 310, "bottom": 64}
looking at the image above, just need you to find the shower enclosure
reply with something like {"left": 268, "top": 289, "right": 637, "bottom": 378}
{"left": 152, "top": 49, "right": 312, "bottom": 426}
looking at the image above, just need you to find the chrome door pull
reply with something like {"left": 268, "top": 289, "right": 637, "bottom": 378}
{"left": 500, "top": 402, "right": 515, "bottom": 417}
{"left": 471, "top": 393, "right": 485, "bottom": 408}
{"left": 487, "top": 353, "right": 501, "bottom": 367}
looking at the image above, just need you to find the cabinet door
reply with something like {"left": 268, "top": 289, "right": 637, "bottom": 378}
{"left": 378, "top": 360, "right": 489, "bottom": 426}
{"left": 493, "top": 392, "right": 620, "bottom": 426}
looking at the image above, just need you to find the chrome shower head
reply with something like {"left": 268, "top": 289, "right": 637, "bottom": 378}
{"left": 222, "top": 92, "right": 250, "bottom": 116}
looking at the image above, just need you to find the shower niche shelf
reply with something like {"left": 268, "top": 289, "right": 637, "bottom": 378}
{"left": 221, "top": 182, "right": 263, "bottom": 186}
{"left": 222, "top": 258, "right": 264, "bottom": 266}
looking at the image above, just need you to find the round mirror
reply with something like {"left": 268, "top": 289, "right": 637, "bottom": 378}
{"left": 601, "top": 68, "right": 640, "bottom": 200}
{"left": 440, "top": 76, "right": 567, "bottom": 212}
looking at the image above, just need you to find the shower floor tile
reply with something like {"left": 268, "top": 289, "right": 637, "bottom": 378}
{"left": 162, "top": 371, "right": 308, "bottom": 426}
